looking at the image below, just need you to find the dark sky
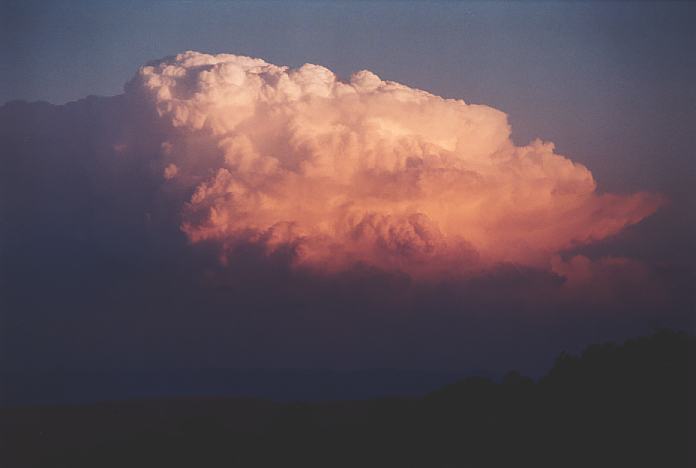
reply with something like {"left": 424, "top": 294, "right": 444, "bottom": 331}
{"left": 0, "top": 1, "right": 694, "bottom": 393}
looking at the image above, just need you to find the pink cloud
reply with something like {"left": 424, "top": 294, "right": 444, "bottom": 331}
{"left": 130, "top": 51, "right": 663, "bottom": 279}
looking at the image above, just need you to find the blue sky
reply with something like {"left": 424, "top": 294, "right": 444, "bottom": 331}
{"left": 2, "top": 1, "right": 694, "bottom": 197}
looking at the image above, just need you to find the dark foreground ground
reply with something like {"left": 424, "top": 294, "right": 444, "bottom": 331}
{"left": 2, "top": 330, "right": 694, "bottom": 468}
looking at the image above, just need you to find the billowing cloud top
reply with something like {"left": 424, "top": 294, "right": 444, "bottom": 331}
{"left": 131, "top": 51, "right": 662, "bottom": 277}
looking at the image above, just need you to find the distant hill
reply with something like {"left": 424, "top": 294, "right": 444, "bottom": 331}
{"left": 1, "top": 330, "right": 693, "bottom": 468}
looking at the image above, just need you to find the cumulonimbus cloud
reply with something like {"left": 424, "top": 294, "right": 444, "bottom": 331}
{"left": 130, "top": 51, "right": 663, "bottom": 278}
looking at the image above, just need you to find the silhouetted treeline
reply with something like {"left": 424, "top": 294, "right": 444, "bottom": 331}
{"left": 2, "top": 330, "right": 694, "bottom": 467}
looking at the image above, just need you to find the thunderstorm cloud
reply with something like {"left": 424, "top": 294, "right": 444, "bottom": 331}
{"left": 129, "top": 51, "right": 662, "bottom": 278}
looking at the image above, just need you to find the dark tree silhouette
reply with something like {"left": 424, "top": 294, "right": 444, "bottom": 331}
{"left": 1, "top": 330, "right": 693, "bottom": 467}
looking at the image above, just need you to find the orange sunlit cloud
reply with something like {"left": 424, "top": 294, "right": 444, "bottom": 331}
{"left": 133, "top": 51, "right": 663, "bottom": 278}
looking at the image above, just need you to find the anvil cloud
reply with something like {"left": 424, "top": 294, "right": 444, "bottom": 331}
{"left": 132, "top": 51, "right": 662, "bottom": 278}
